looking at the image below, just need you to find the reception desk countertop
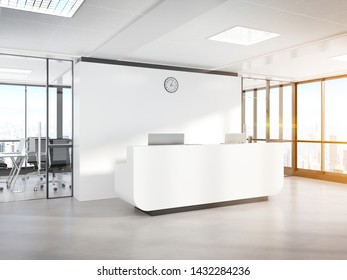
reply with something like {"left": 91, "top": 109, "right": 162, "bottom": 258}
{"left": 115, "top": 143, "right": 284, "bottom": 213}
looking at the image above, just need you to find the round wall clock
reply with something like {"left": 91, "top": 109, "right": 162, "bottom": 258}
{"left": 164, "top": 77, "right": 179, "bottom": 93}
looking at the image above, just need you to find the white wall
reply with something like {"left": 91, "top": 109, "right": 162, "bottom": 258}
{"left": 74, "top": 61, "right": 241, "bottom": 201}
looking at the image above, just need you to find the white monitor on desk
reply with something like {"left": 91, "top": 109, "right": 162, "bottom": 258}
{"left": 148, "top": 133, "right": 184, "bottom": 145}
{"left": 225, "top": 133, "right": 246, "bottom": 144}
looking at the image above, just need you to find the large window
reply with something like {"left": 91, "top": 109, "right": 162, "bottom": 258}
{"left": 244, "top": 76, "right": 347, "bottom": 182}
{"left": 324, "top": 78, "right": 347, "bottom": 173}
{"left": 325, "top": 78, "right": 347, "bottom": 142}
{"left": 297, "top": 82, "right": 321, "bottom": 141}
{"left": 296, "top": 82, "right": 321, "bottom": 171}
{"left": 296, "top": 78, "right": 347, "bottom": 175}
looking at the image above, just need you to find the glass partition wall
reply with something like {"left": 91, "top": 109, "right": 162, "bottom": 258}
{"left": 0, "top": 53, "right": 73, "bottom": 202}
{"left": 242, "top": 78, "right": 293, "bottom": 175}
{"left": 243, "top": 75, "right": 347, "bottom": 183}
{"left": 47, "top": 59, "right": 73, "bottom": 199}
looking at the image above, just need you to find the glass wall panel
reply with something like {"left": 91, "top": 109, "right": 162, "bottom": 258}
{"left": 297, "top": 82, "right": 321, "bottom": 140}
{"left": 325, "top": 78, "right": 347, "bottom": 142}
{"left": 257, "top": 89, "right": 266, "bottom": 139}
{"left": 0, "top": 85, "right": 25, "bottom": 168}
{"left": 297, "top": 143, "right": 321, "bottom": 171}
{"left": 48, "top": 87, "right": 57, "bottom": 139}
{"left": 270, "top": 86, "right": 279, "bottom": 139}
{"left": 47, "top": 59, "right": 73, "bottom": 198}
{"left": 0, "top": 54, "right": 47, "bottom": 202}
{"left": 62, "top": 88, "right": 73, "bottom": 139}
{"left": 0, "top": 85, "right": 25, "bottom": 141}
{"left": 27, "top": 86, "right": 46, "bottom": 138}
{"left": 283, "top": 85, "right": 292, "bottom": 140}
{"left": 244, "top": 90, "right": 254, "bottom": 139}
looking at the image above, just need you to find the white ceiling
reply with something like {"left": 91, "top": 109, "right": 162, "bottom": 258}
{"left": 2, "top": 0, "right": 347, "bottom": 81}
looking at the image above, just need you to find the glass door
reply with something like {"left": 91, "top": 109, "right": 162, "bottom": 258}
{"left": 242, "top": 78, "right": 293, "bottom": 175}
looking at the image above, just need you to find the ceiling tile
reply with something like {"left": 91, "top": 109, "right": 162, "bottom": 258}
{"left": 0, "top": 17, "right": 58, "bottom": 42}
{"left": 285, "top": 0, "right": 347, "bottom": 26}
{"left": 238, "top": 0, "right": 306, "bottom": 10}
{"left": 91, "top": 0, "right": 228, "bottom": 59}
{"left": 0, "top": 7, "right": 64, "bottom": 25}
{"left": 44, "top": 26, "right": 110, "bottom": 55}
{"left": 61, "top": 4, "right": 132, "bottom": 32}
{"left": 0, "top": 37, "right": 47, "bottom": 53}
{"left": 84, "top": 0, "right": 157, "bottom": 14}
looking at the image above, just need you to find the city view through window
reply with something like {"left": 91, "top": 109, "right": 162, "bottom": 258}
{"left": 244, "top": 76, "right": 347, "bottom": 176}
{"left": 0, "top": 84, "right": 72, "bottom": 167}
{"left": 298, "top": 78, "right": 347, "bottom": 173}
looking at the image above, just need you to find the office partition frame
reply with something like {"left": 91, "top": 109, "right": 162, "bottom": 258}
{"left": 0, "top": 52, "right": 74, "bottom": 199}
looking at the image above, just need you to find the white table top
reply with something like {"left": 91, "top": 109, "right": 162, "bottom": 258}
{"left": 0, "top": 152, "right": 23, "bottom": 157}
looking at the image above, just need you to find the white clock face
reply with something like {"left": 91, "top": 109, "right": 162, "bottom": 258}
{"left": 164, "top": 77, "right": 179, "bottom": 93}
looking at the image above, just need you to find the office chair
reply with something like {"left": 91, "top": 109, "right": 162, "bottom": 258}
{"left": 0, "top": 160, "right": 7, "bottom": 169}
{"left": 27, "top": 137, "right": 46, "bottom": 170}
{"left": 47, "top": 139, "right": 71, "bottom": 192}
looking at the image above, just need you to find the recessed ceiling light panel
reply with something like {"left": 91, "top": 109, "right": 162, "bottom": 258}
{"left": 330, "top": 55, "right": 347, "bottom": 62}
{"left": 208, "top": 26, "right": 280, "bottom": 46}
{"left": 0, "top": 0, "right": 85, "bottom": 18}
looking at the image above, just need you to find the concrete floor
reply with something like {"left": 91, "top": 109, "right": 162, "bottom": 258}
{"left": 0, "top": 176, "right": 347, "bottom": 260}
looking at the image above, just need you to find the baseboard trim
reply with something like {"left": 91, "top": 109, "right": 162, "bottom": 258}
{"left": 135, "top": 196, "right": 269, "bottom": 216}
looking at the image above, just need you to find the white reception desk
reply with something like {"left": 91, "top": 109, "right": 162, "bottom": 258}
{"left": 115, "top": 143, "right": 283, "bottom": 214}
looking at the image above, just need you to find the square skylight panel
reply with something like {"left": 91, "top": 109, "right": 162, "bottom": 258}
{"left": 208, "top": 26, "right": 280, "bottom": 46}
{"left": 0, "top": 0, "right": 85, "bottom": 18}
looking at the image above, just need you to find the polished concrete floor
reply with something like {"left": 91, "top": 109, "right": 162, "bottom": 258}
{"left": 0, "top": 176, "right": 347, "bottom": 260}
